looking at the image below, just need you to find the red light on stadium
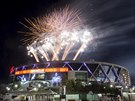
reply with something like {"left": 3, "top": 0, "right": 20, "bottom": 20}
{"left": 15, "top": 67, "right": 69, "bottom": 75}
{"left": 10, "top": 66, "right": 14, "bottom": 74}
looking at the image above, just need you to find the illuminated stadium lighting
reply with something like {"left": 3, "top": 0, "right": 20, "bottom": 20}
{"left": 88, "top": 82, "right": 92, "bottom": 85}
{"left": 7, "top": 61, "right": 131, "bottom": 95}
{"left": 38, "top": 84, "right": 41, "bottom": 88}
{"left": 98, "top": 94, "right": 102, "bottom": 97}
{"left": 13, "top": 61, "right": 131, "bottom": 86}
{"left": 132, "top": 87, "right": 135, "bottom": 91}
{"left": 15, "top": 67, "right": 69, "bottom": 75}
{"left": 6, "top": 87, "right": 10, "bottom": 91}
{"left": 110, "top": 85, "right": 113, "bottom": 88}
{"left": 20, "top": 81, "right": 29, "bottom": 85}
{"left": 14, "top": 84, "right": 18, "bottom": 88}
{"left": 43, "top": 81, "right": 47, "bottom": 84}
{"left": 33, "top": 87, "right": 38, "bottom": 91}
{"left": 125, "top": 86, "right": 128, "bottom": 89}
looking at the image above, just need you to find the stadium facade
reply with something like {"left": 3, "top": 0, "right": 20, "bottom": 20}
{"left": 6, "top": 60, "right": 131, "bottom": 100}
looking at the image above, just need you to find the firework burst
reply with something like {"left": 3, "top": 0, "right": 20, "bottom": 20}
{"left": 20, "top": 6, "right": 82, "bottom": 44}
{"left": 21, "top": 6, "right": 94, "bottom": 62}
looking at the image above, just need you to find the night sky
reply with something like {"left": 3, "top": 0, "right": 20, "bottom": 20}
{"left": 0, "top": 0, "right": 135, "bottom": 83}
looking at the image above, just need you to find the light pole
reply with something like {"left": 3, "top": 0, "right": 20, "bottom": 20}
{"left": 63, "top": 85, "right": 66, "bottom": 95}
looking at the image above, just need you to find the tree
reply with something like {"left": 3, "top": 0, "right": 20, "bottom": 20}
{"left": 66, "top": 79, "right": 75, "bottom": 94}
{"left": 65, "top": 80, "right": 85, "bottom": 94}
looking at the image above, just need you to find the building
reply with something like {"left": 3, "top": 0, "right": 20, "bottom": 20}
{"left": 6, "top": 60, "right": 131, "bottom": 100}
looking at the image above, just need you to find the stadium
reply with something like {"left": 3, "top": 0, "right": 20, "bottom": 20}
{"left": 5, "top": 60, "right": 131, "bottom": 100}
{"left": 8, "top": 60, "right": 131, "bottom": 90}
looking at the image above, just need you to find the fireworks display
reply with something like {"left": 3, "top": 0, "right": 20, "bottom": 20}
{"left": 22, "top": 7, "right": 94, "bottom": 62}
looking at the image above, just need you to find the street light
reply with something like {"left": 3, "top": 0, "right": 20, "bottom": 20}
{"left": 110, "top": 84, "right": 113, "bottom": 88}
{"left": 14, "top": 84, "right": 18, "bottom": 88}
{"left": 132, "top": 87, "right": 135, "bottom": 91}
{"left": 33, "top": 87, "right": 38, "bottom": 91}
{"left": 38, "top": 84, "right": 41, "bottom": 88}
{"left": 6, "top": 87, "right": 10, "bottom": 91}
{"left": 125, "top": 86, "right": 128, "bottom": 89}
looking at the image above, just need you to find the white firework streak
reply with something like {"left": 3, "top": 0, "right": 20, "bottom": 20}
{"left": 22, "top": 6, "right": 94, "bottom": 62}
